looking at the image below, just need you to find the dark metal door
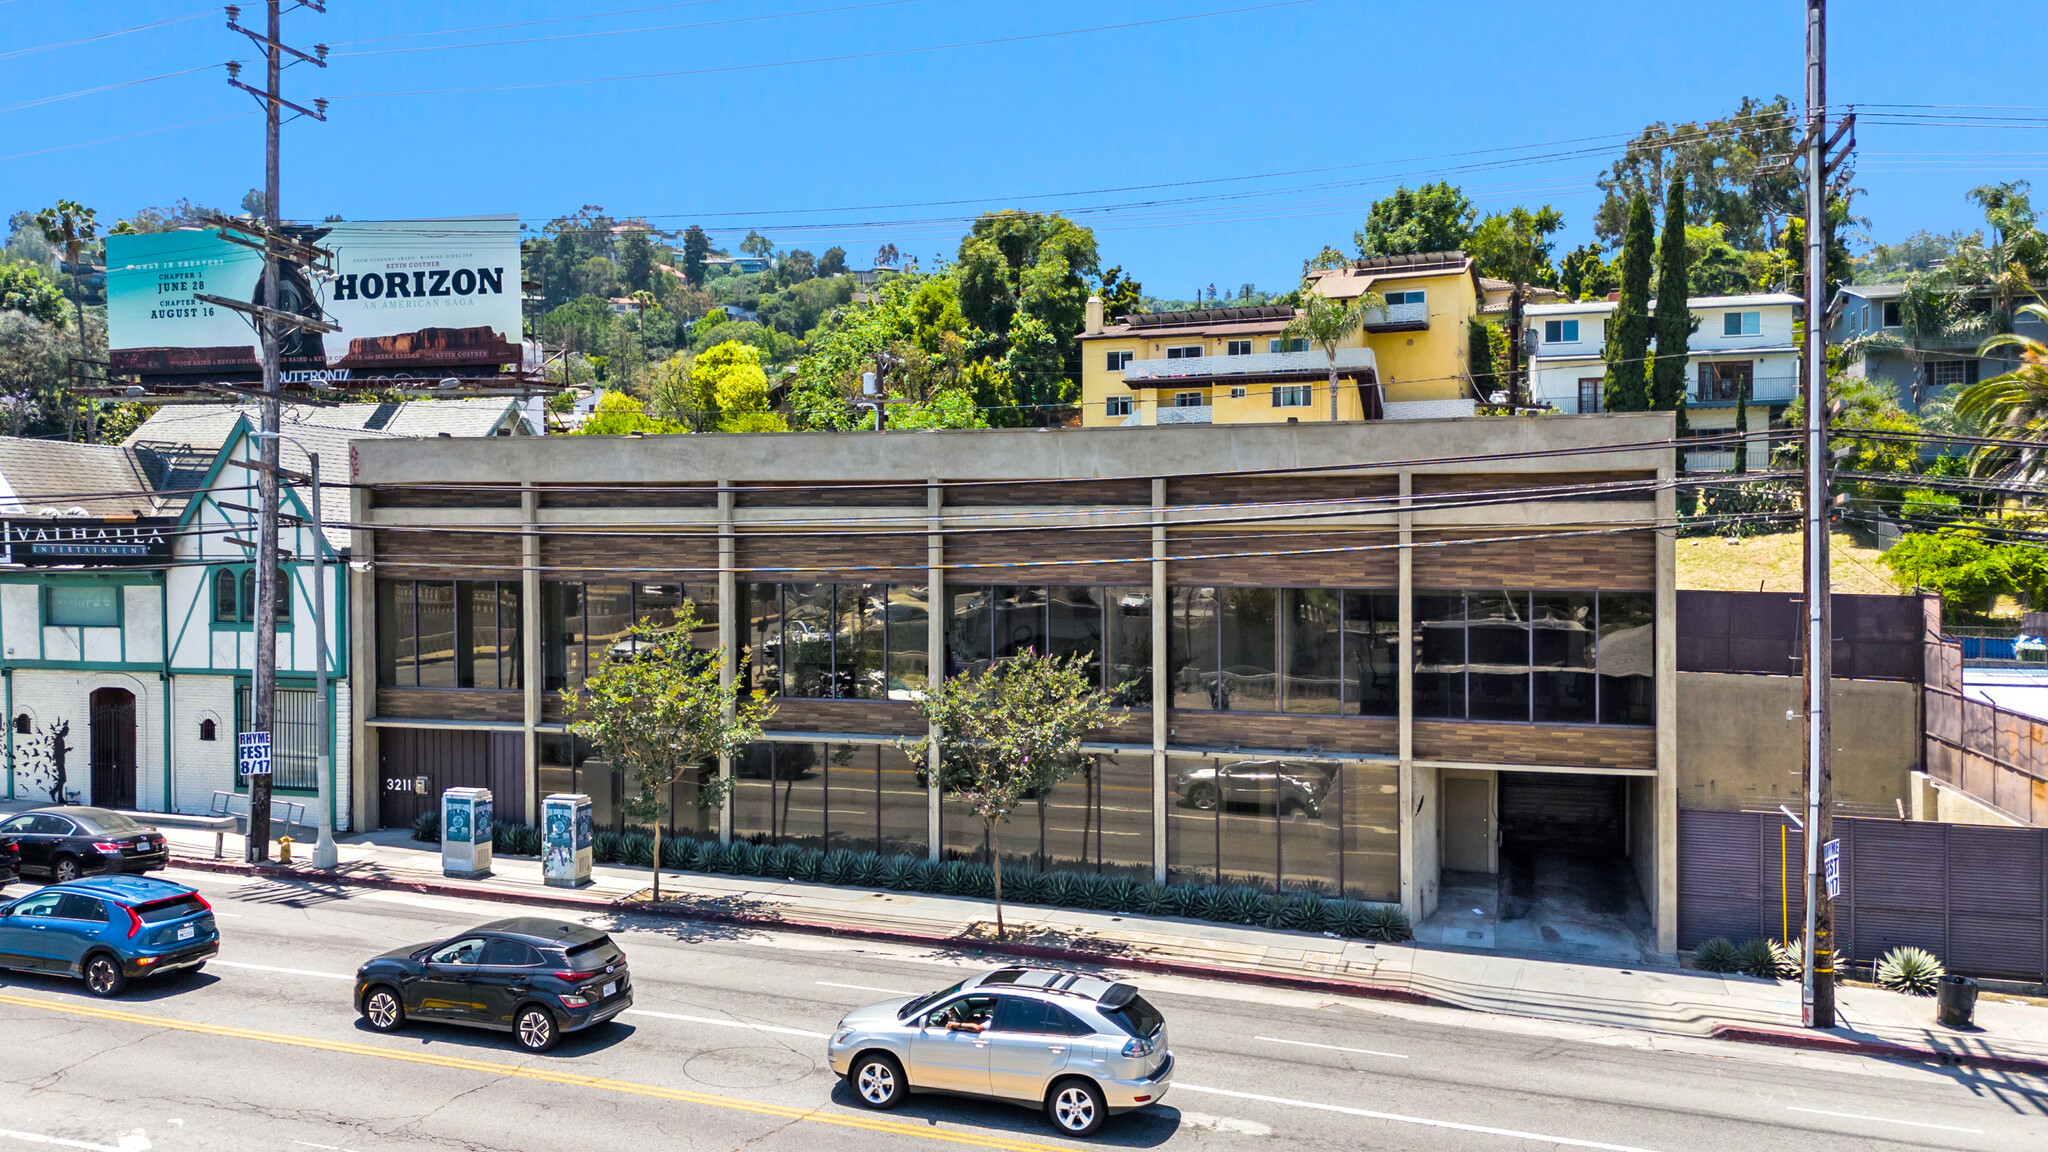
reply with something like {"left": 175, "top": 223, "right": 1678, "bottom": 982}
{"left": 88, "top": 689, "right": 136, "bottom": 810}
{"left": 378, "top": 727, "right": 527, "bottom": 829}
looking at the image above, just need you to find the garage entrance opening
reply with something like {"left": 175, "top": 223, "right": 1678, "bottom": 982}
{"left": 1493, "top": 771, "right": 1652, "bottom": 959}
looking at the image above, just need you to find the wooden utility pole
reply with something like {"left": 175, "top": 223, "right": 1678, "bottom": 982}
{"left": 224, "top": 2, "right": 328, "bottom": 860}
{"left": 1800, "top": 0, "right": 1836, "bottom": 1030}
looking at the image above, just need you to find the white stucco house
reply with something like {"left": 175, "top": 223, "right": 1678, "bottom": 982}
{"left": 1526, "top": 292, "right": 1803, "bottom": 469}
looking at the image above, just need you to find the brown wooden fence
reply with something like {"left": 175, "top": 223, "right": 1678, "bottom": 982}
{"left": 1923, "top": 638, "right": 2048, "bottom": 825}
{"left": 1678, "top": 809, "right": 2048, "bottom": 982}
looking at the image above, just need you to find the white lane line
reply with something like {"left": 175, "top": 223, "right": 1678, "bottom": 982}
{"left": 622, "top": 1009, "right": 828, "bottom": 1039}
{"left": 816, "top": 981, "right": 915, "bottom": 996}
{"left": 1174, "top": 1085, "right": 1667, "bottom": 1152}
{"left": 1785, "top": 1106, "right": 1982, "bottom": 1134}
{"left": 1255, "top": 1035, "right": 1408, "bottom": 1060}
{"left": 0, "top": 1130, "right": 130, "bottom": 1152}
{"left": 209, "top": 960, "right": 352, "bottom": 981}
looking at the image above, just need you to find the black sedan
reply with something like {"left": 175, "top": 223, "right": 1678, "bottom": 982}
{"left": 0, "top": 834, "right": 18, "bottom": 889}
{"left": 0, "top": 808, "right": 168, "bottom": 882}
{"left": 354, "top": 917, "right": 632, "bottom": 1052}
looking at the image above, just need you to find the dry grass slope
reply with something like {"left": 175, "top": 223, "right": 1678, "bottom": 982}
{"left": 1677, "top": 529, "right": 1900, "bottom": 595}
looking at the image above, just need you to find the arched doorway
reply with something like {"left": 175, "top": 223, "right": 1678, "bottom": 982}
{"left": 89, "top": 688, "right": 137, "bottom": 810}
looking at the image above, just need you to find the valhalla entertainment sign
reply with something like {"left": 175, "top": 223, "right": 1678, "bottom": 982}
{"left": 3, "top": 519, "right": 175, "bottom": 567}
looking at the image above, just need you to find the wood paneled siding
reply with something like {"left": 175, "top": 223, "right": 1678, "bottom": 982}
{"left": 1412, "top": 529, "right": 1653, "bottom": 590}
{"left": 370, "top": 484, "right": 522, "bottom": 509}
{"left": 375, "top": 527, "right": 521, "bottom": 580}
{"left": 1167, "top": 530, "right": 1399, "bottom": 587}
{"left": 767, "top": 698, "right": 924, "bottom": 737}
{"left": 375, "top": 688, "right": 523, "bottom": 724}
{"left": 1412, "top": 471, "right": 1657, "bottom": 503}
{"left": 946, "top": 479, "right": 1150, "bottom": 507}
{"left": 1170, "top": 474, "right": 1399, "bottom": 508}
{"left": 1413, "top": 720, "right": 1655, "bottom": 769}
{"left": 540, "top": 483, "right": 715, "bottom": 509}
{"left": 945, "top": 528, "right": 1150, "bottom": 585}
{"left": 541, "top": 528, "right": 719, "bottom": 578}
{"left": 737, "top": 482, "right": 927, "bottom": 508}
{"left": 738, "top": 531, "right": 926, "bottom": 582}
{"left": 1167, "top": 711, "right": 1397, "bottom": 757}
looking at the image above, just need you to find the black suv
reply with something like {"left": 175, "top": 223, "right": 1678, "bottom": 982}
{"left": 354, "top": 917, "right": 632, "bottom": 1052}
{"left": 0, "top": 808, "right": 168, "bottom": 881}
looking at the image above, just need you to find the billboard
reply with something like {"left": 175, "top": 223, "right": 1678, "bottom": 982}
{"left": 106, "top": 216, "right": 522, "bottom": 386}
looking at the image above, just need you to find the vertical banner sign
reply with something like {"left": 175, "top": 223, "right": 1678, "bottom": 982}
{"left": 238, "top": 730, "right": 272, "bottom": 777}
{"left": 1822, "top": 838, "right": 1842, "bottom": 900}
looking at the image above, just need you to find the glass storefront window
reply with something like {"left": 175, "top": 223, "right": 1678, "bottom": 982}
{"left": 541, "top": 582, "right": 584, "bottom": 692}
{"left": 1466, "top": 590, "right": 1530, "bottom": 721}
{"left": 841, "top": 585, "right": 886, "bottom": 700}
{"left": 1168, "top": 586, "right": 1219, "bottom": 709}
{"left": 1412, "top": 592, "right": 1465, "bottom": 719}
{"left": 884, "top": 587, "right": 929, "bottom": 700}
{"left": 1533, "top": 593, "right": 1596, "bottom": 723}
{"left": 1049, "top": 586, "right": 1104, "bottom": 685}
{"left": 1169, "top": 753, "right": 1390, "bottom": 895}
{"left": 995, "top": 585, "right": 1048, "bottom": 661}
{"left": 1344, "top": 591, "right": 1399, "bottom": 716}
{"left": 1104, "top": 587, "right": 1151, "bottom": 707}
{"left": 1599, "top": 593, "right": 1655, "bottom": 725}
{"left": 415, "top": 582, "right": 457, "bottom": 688}
{"left": 941, "top": 752, "right": 1150, "bottom": 877}
{"left": 1283, "top": 589, "right": 1341, "bottom": 715}
{"left": 946, "top": 586, "right": 992, "bottom": 678}
{"left": 377, "top": 581, "right": 416, "bottom": 687}
{"left": 1218, "top": 588, "right": 1279, "bottom": 712}
{"left": 737, "top": 742, "right": 930, "bottom": 857}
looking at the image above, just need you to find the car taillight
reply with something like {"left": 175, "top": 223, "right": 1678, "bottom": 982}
{"left": 1120, "top": 1037, "right": 1155, "bottom": 1059}
{"left": 192, "top": 893, "right": 211, "bottom": 911}
{"left": 125, "top": 907, "right": 143, "bottom": 938}
{"left": 93, "top": 841, "right": 126, "bottom": 853}
{"left": 558, "top": 993, "right": 590, "bottom": 1008}
{"left": 554, "top": 970, "right": 597, "bottom": 983}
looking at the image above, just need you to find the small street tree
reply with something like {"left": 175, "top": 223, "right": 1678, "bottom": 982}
{"left": 905, "top": 650, "right": 1122, "bottom": 939}
{"left": 1651, "top": 175, "right": 1695, "bottom": 435}
{"left": 565, "top": 604, "right": 772, "bottom": 903}
{"left": 1285, "top": 278, "right": 1384, "bottom": 421}
{"left": 1604, "top": 193, "right": 1657, "bottom": 413}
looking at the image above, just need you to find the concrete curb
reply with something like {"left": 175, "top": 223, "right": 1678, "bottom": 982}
{"left": 169, "top": 856, "right": 1435, "bottom": 1008}
{"left": 1709, "top": 1024, "right": 2048, "bottom": 1076}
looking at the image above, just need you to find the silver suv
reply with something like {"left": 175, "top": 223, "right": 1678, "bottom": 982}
{"left": 827, "top": 966, "right": 1173, "bottom": 1138}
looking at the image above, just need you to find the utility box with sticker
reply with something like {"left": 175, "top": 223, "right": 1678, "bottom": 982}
{"left": 441, "top": 787, "right": 493, "bottom": 879}
{"left": 542, "top": 792, "right": 593, "bottom": 888}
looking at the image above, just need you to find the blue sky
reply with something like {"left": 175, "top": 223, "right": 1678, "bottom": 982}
{"left": 2, "top": 0, "right": 2040, "bottom": 293}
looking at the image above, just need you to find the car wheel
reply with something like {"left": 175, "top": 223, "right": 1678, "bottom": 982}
{"left": 361, "top": 987, "right": 405, "bottom": 1033}
{"left": 1046, "top": 1078, "right": 1107, "bottom": 1137}
{"left": 52, "top": 855, "right": 81, "bottom": 882}
{"left": 83, "top": 953, "right": 127, "bottom": 998}
{"left": 850, "top": 1052, "right": 906, "bottom": 1110}
{"left": 1187, "top": 783, "right": 1218, "bottom": 811}
{"left": 515, "top": 1005, "right": 558, "bottom": 1052}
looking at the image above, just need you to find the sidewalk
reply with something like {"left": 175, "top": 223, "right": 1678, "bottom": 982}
{"left": 43, "top": 807, "right": 2048, "bottom": 1076}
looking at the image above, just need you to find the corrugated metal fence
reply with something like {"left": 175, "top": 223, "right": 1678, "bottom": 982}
{"left": 1678, "top": 809, "right": 2048, "bottom": 982}
{"left": 1924, "top": 638, "right": 2048, "bottom": 825}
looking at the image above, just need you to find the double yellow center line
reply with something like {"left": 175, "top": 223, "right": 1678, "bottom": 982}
{"left": 0, "top": 991, "right": 1080, "bottom": 1152}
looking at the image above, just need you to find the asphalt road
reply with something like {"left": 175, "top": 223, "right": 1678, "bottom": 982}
{"left": 0, "top": 866, "right": 2042, "bottom": 1152}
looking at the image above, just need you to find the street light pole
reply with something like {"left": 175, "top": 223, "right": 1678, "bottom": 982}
{"left": 248, "top": 0, "right": 285, "bottom": 863}
{"left": 309, "top": 450, "right": 336, "bottom": 869}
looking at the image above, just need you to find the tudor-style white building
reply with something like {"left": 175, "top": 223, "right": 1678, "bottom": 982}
{"left": 1525, "top": 292, "right": 1803, "bottom": 470}
{"left": 0, "top": 398, "right": 531, "bottom": 829}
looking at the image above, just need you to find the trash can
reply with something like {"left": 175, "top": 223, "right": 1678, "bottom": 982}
{"left": 441, "top": 787, "right": 494, "bottom": 880}
{"left": 542, "top": 793, "right": 593, "bottom": 889}
{"left": 1935, "top": 974, "right": 1978, "bottom": 1029}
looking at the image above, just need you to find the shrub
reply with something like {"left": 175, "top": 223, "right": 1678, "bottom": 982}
{"left": 659, "top": 834, "right": 692, "bottom": 869}
{"left": 1222, "top": 886, "right": 1268, "bottom": 925}
{"left": 1876, "top": 946, "right": 1945, "bottom": 996}
{"left": 1006, "top": 868, "right": 1046, "bottom": 905}
{"left": 1193, "top": 884, "right": 1230, "bottom": 922}
{"left": 1277, "top": 891, "right": 1328, "bottom": 933}
{"left": 1137, "top": 882, "right": 1174, "bottom": 917}
{"left": 1326, "top": 899, "right": 1369, "bottom": 937}
{"left": 881, "top": 854, "right": 915, "bottom": 891}
{"left": 411, "top": 812, "right": 440, "bottom": 844}
{"left": 695, "top": 840, "right": 729, "bottom": 874}
{"left": 592, "top": 830, "right": 624, "bottom": 865}
{"left": 938, "top": 860, "right": 971, "bottom": 896}
{"left": 1042, "top": 871, "right": 1083, "bottom": 908}
{"left": 1692, "top": 937, "right": 1739, "bottom": 972}
{"left": 822, "top": 850, "right": 859, "bottom": 887}
{"left": 794, "top": 847, "right": 826, "bottom": 882}
{"left": 907, "top": 858, "right": 941, "bottom": 891}
{"left": 1733, "top": 937, "right": 1780, "bottom": 979}
{"left": 852, "top": 851, "right": 885, "bottom": 887}
{"left": 1770, "top": 938, "right": 1803, "bottom": 980}
{"left": 1358, "top": 902, "right": 1412, "bottom": 942}
{"left": 1104, "top": 876, "right": 1144, "bottom": 914}
{"left": 621, "top": 832, "right": 655, "bottom": 868}
{"left": 1078, "top": 873, "right": 1118, "bottom": 911}
{"left": 958, "top": 862, "right": 995, "bottom": 898}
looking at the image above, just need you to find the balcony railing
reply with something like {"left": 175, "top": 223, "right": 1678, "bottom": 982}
{"left": 1363, "top": 300, "right": 1428, "bottom": 327}
{"left": 1123, "top": 346, "right": 1376, "bottom": 384}
{"left": 1688, "top": 375, "right": 1799, "bottom": 405}
{"left": 1157, "top": 405, "right": 1213, "bottom": 425}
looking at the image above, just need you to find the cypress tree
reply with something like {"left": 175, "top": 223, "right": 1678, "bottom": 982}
{"left": 1732, "top": 376, "right": 1748, "bottom": 474}
{"left": 1603, "top": 193, "right": 1655, "bottom": 413}
{"left": 1652, "top": 175, "right": 1693, "bottom": 435}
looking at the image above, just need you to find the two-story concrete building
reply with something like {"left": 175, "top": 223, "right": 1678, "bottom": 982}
{"left": 1077, "top": 252, "right": 1484, "bottom": 428}
{"left": 1526, "top": 292, "right": 1803, "bottom": 469}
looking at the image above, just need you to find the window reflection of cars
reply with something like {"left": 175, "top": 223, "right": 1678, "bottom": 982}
{"left": 1178, "top": 664, "right": 1278, "bottom": 709}
{"left": 1172, "top": 760, "right": 1335, "bottom": 818}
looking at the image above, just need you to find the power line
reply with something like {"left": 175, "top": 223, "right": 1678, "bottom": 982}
{"left": 325, "top": 0, "right": 731, "bottom": 47}
{"left": 0, "top": 5, "right": 219, "bottom": 62}
{"left": 332, "top": 0, "right": 926, "bottom": 58}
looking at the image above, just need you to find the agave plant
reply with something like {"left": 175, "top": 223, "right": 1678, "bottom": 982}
{"left": 764, "top": 843, "right": 801, "bottom": 880}
{"left": 1876, "top": 946, "right": 1946, "bottom": 996}
{"left": 591, "top": 830, "right": 624, "bottom": 865}
{"left": 822, "top": 850, "right": 859, "bottom": 887}
{"left": 1103, "top": 876, "right": 1144, "bottom": 914}
{"left": 880, "top": 854, "right": 915, "bottom": 891}
{"left": 1360, "top": 903, "right": 1412, "bottom": 942}
{"left": 1005, "top": 868, "right": 1046, "bottom": 905}
{"left": 411, "top": 812, "right": 441, "bottom": 844}
{"left": 1325, "top": 899, "right": 1368, "bottom": 937}
{"left": 1137, "top": 882, "right": 1175, "bottom": 917}
{"left": 1770, "top": 938, "right": 1803, "bottom": 980}
{"left": 937, "top": 860, "right": 970, "bottom": 896}
{"left": 1078, "top": 873, "right": 1119, "bottom": 911}
{"left": 659, "top": 834, "right": 692, "bottom": 869}
{"left": 1692, "top": 937, "right": 1739, "bottom": 973}
{"left": 960, "top": 862, "right": 995, "bottom": 899}
{"left": 907, "top": 858, "right": 942, "bottom": 892}
{"left": 1733, "top": 937, "right": 1780, "bottom": 979}
{"left": 694, "top": 840, "right": 728, "bottom": 874}
{"left": 1042, "top": 871, "right": 1083, "bottom": 908}
{"left": 622, "top": 832, "right": 655, "bottom": 868}
{"left": 1222, "top": 886, "right": 1268, "bottom": 925}
{"left": 1193, "top": 884, "right": 1231, "bottom": 922}
{"left": 849, "top": 851, "right": 884, "bottom": 887}
{"left": 1277, "top": 892, "right": 1329, "bottom": 933}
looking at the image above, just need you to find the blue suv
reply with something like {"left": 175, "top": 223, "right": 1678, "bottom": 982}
{"left": 0, "top": 876, "right": 219, "bottom": 997}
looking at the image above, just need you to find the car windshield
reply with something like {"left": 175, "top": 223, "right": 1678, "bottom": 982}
{"left": 84, "top": 811, "right": 141, "bottom": 832}
{"left": 898, "top": 980, "right": 964, "bottom": 1020}
{"left": 1102, "top": 993, "right": 1165, "bottom": 1039}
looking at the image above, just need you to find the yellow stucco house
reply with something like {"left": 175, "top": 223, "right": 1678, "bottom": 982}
{"left": 1077, "top": 251, "right": 1484, "bottom": 427}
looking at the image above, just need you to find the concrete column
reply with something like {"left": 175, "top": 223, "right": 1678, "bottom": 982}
{"left": 1151, "top": 477, "right": 1168, "bottom": 884}
{"left": 718, "top": 480, "right": 736, "bottom": 845}
{"left": 348, "top": 476, "right": 378, "bottom": 832}
{"left": 521, "top": 483, "right": 540, "bottom": 826}
{"left": 1398, "top": 469, "right": 1436, "bottom": 920}
{"left": 1654, "top": 455, "right": 1679, "bottom": 954}
{"left": 926, "top": 478, "right": 944, "bottom": 860}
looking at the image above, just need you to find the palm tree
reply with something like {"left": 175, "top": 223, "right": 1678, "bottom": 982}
{"left": 1284, "top": 278, "right": 1385, "bottom": 421}
{"left": 1955, "top": 298, "right": 2048, "bottom": 477}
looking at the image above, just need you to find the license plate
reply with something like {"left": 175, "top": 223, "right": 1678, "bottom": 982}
{"left": 602, "top": 981, "right": 617, "bottom": 998}
{"left": 177, "top": 925, "right": 195, "bottom": 941}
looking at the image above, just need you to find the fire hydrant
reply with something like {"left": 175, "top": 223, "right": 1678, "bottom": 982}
{"left": 278, "top": 835, "right": 294, "bottom": 864}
